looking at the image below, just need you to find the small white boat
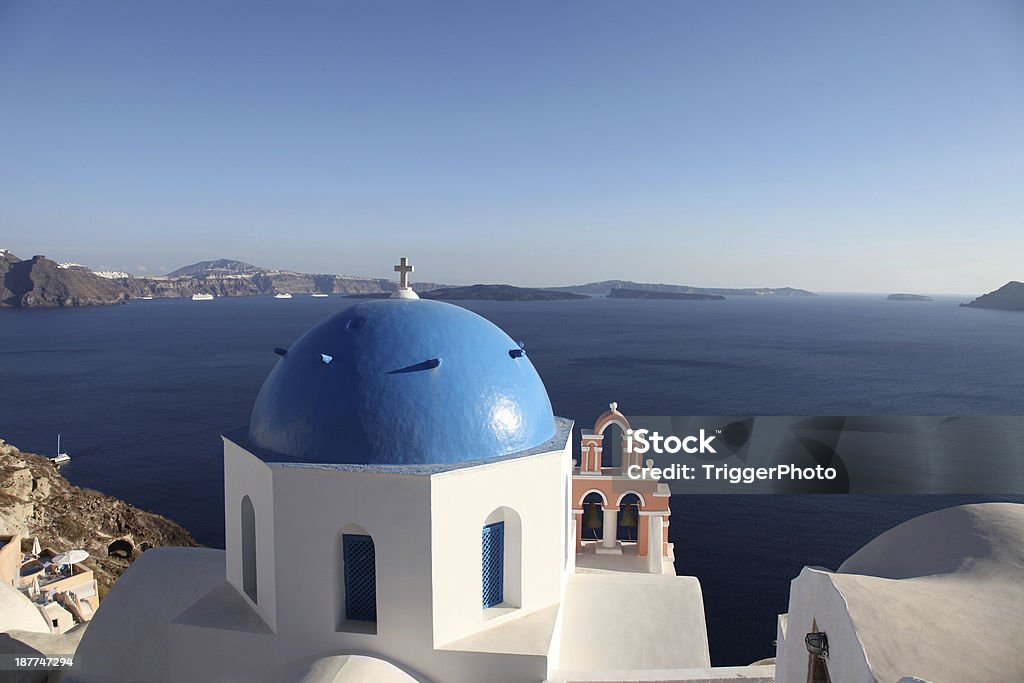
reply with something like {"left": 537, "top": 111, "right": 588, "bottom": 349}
{"left": 274, "top": 293, "right": 293, "bottom": 299}
{"left": 140, "top": 296, "right": 154, "bottom": 300}
{"left": 191, "top": 293, "right": 214, "bottom": 301}
{"left": 51, "top": 434, "right": 70, "bottom": 464}
{"left": 311, "top": 293, "right": 329, "bottom": 298}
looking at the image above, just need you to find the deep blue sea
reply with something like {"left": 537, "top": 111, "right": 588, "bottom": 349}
{"left": 1, "top": 294, "right": 1022, "bottom": 665}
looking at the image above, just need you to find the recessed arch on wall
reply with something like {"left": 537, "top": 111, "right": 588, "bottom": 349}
{"left": 240, "top": 495, "right": 257, "bottom": 604}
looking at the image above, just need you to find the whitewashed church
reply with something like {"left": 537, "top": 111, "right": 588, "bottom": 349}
{"left": 64, "top": 260, "right": 722, "bottom": 683}
{"left": 44, "top": 259, "right": 1023, "bottom": 683}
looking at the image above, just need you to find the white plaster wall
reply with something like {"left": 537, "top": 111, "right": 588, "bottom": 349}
{"left": 562, "top": 446, "right": 575, "bottom": 578}
{"left": 775, "top": 567, "right": 873, "bottom": 683}
{"left": 224, "top": 438, "right": 277, "bottom": 632}
{"left": 267, "top": 464, "right": 437, "bottom": 679}
{"left": 429, "top": 438, "right": 571, "bottom": 647}
{"left": 212, "top": 439, "right": 573, "bottom": 683}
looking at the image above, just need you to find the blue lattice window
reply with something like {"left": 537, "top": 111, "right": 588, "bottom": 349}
{"left": 343, "top": 534, "right": 377, "bottom": 622}
{"left": 482, "top": 521, "right": 505, "bottom": 608}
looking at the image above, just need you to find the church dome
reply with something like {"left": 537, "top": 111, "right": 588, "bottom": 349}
{"left": 248, "top": 298, "right": 556, "bottom": 465}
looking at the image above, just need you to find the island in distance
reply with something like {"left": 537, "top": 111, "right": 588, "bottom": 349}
{"left": 887, "top": 293, "right": 934, "bottom": 302}
{"left": 422, "top": 284, "right": 587, "bottom": 301}
{"left": 555, "top": 280, "right": 815, "bottom": 297}
{"left": 960, "top": 281, "right": 1024, "bottom": 311}
{"left": 608, "top": 288, "right": 724, "bottom": 300}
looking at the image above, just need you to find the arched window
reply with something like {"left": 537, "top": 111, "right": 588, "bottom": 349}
{"left": 240, "top": 495, "right": 257, "bottom": 603}
{"left": 601, "top": 422, "right": 623, "bottom": 468}
{"left": 342, "top": 534, "right": 377, "bottom": 623}
{"left": 482, "top": 507, "right": 522, "bottom": 611}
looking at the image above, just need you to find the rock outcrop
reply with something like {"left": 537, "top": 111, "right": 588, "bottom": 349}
{"left": 0, "top": 438, "right": 198, "bottom": 595}
{"left": 0, "top": 253, "right": 128, "bottom": 307}
{"left": 961, "top": 281, "right": 1024, "bottom": 311}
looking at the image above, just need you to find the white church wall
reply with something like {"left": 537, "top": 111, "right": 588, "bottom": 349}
{"left": 429, "top": 440, "right": 571, "bottom": 647}
{"left": 267, "top": 464, "right": 437, "bottom": 678}
{"left": 212, "top": 438, "right": 575, "bottom": 682}
{"left": 224, "top": 438, "right": 278, "bottom": 632}
{"left": 433, "top": 649, "right": 550, "bottom": 683}
{"left": 775, "top": 567, "right": 873, "bottom": 683}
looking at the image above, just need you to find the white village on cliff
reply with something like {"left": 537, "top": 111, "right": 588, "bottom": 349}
{"left": 2, "top": 259, "right": 1023, "bottom": 683}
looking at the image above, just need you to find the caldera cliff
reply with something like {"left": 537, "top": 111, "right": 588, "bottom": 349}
{"left": 0, "top": 437, "right": 198, "bottom": 595}
{"left": 1, "top": 253, "right": 128, "bottom": 307}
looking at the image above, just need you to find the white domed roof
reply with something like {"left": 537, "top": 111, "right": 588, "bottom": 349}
{"left": 824, "top": 503, "right": 1024, "bottom": 683}
{"left": 278, "top": 654, "right": 418, "bottom": 683}
{"left": 0, "top": 581, "right": 49, "bottom": 634}
{"left": 838, "top": 502, "right": 1024, "bottom": 579}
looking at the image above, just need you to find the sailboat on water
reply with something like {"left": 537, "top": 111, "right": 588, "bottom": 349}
{"left": 51, "top": 434, "right": 71, "bottom": 464}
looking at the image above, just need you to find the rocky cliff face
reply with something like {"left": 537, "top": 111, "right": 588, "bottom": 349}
{"left": 118, "top": 271, "right": 445, "bottom": 298}
{"left": 0, "top": 254, "right": 128, "bottom": 307}
{"left": 0, "top": 251, "right": 446, "bottom": 306}
{"left": 0, "top": 250, "right": 18, "bottom": 303}
{"left": 0, "top": 438, "right": 198, "bottom": 595}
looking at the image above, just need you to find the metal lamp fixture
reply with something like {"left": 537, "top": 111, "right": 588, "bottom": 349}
{"left": 805, "top": 632, "right": 829, "bottom": 658}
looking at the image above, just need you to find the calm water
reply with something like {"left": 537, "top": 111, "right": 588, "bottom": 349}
{"left": 1, "top": 294, "right": 1022, "bottom": 665}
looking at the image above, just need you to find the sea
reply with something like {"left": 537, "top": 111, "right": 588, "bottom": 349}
{"left": 1, "top": 294, "right": 1022, "bottom": 666}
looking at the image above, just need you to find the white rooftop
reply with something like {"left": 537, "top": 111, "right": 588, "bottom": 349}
{"left": 817, "top": 503, "right": 1024, "bottom": 683}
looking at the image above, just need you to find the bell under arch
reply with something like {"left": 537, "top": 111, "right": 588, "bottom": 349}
{"left": 617, "top": 492, "right": 642, "bottom": 542}
{"left": 581, "top": 491, "right": 605, "bottom": 541}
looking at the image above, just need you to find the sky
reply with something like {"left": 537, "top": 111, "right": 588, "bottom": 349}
{"left": 0, "top": 1, "right": 1021, "bottom": 293}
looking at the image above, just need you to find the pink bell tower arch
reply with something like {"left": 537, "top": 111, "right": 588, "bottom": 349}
{"left": 572, "top": 402, "right": 674, "bottom": 572}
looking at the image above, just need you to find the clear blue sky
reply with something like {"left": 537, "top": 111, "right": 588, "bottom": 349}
{"left": 1, "top": 1, "right": 1021, "bottom": 293}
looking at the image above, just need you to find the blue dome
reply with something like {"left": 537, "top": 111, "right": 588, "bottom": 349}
{"left": 248, "top": 298, "right": 557, "bottom": 466}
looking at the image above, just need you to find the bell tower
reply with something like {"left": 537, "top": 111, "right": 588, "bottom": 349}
{"left": 571, "top": 402, "right": 674, "bottom": 573}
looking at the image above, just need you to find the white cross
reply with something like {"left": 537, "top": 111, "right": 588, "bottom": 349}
{"left": 394, "top": 257, "right": 414, "bottom": 289}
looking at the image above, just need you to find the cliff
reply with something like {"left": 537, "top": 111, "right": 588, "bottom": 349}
{"left": 0, "top": 252, "right": 448, "bottom": 306}
{"left": 960, "top": 282, "right": 1024, "bottom": 311}
{"left": 0, "top": 438, "right": 198, "bottom": 595}
{"left": 118, "top": 271, "right": 448, "bottom": 298}
{"left": 0, "top": 253, "right": 128, "bottom": 307}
